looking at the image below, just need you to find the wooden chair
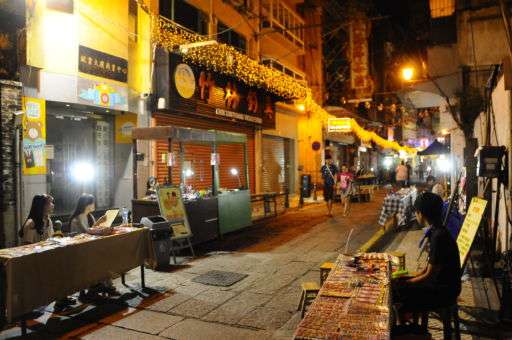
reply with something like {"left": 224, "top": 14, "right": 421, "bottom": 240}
{"left": 319, "top": 262, "right": 335, "bottom": 285}
{"left": 297, "top": 282, "right": 320, "bottom": 318}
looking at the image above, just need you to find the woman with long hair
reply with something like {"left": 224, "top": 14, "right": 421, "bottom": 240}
{"left": 19, "top": 194, "right": 55, "bottom": 245}
{"left": 68, "top": 194, "right": 107, "bottom": 235}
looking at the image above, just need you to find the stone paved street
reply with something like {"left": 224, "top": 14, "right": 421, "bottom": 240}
{"left": 0, "top": 193, "right": 385, "bottom": 339}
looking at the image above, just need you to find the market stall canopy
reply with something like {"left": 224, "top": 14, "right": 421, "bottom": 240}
{"left": 417, "top": 140, "right": 449, "bottom": 155}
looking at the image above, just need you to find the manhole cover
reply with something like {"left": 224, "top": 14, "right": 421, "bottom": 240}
{"left": 192, "top": 270, "right": 248, "bottom": 287}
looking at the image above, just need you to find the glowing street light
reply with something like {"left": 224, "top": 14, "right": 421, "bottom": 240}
{"left": 401, "top": 67, "right": 415, "bottom": 82}
{"left": 230, "top": 168, "right": 242, "bottom": 188}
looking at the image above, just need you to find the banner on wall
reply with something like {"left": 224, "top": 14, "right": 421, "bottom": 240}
{"left": 22, "top": 97, "right": 46, "bottom": 175}
{"left": 115, "top": 113, "right": 137, "bottom": 143}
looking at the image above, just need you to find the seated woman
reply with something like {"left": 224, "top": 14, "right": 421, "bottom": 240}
{"left": 69, "top": 194, "right": 119, "bottom": 298}
{"left": 393, "top": 192, "right": 461, "bottom": 319}
{"left": 19, "top": 194, "right": 55, "bottom": 245}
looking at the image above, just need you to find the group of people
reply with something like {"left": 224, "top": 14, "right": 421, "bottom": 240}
{"left": 19, "top": 193, "right": 118, "bottom": 310}
{"left": 320, "top": 155, "right": 356, "bottom": 217}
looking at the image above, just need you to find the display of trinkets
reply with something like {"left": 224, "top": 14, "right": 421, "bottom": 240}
{"left": 294, "top": 253, "right": 392, "bottom": 340}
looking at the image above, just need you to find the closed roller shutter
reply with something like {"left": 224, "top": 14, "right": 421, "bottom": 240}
{"left": 262, "top": 135, "right": 290, "bottom": 193}
{"left": 153, "top": 113, "right": 255, "bottom": 193}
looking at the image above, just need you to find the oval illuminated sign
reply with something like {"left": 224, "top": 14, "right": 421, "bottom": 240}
{"left": 174, "top": 63, "right": 196, "bottom": 99}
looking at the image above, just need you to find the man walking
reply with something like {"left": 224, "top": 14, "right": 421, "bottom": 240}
{"left": 321, "top": 154, "right": 338, "bottom": 217}
{"left": 395, "top": 161, "right": 408, "bottom": 188}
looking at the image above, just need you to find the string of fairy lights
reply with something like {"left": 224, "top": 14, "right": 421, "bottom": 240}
{"left": 152, "top": 14, "right": 416, "bottom": 154}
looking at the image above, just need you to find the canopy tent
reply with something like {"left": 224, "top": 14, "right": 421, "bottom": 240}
{"left": 417, "top": 140, "right": 449, "bottom": 156}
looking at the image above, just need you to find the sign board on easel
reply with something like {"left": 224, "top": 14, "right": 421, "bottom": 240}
{"left": 156, "top": 185, "right": 192, "bottom": 240}
{"left": 456, "top": 197, "right": 487, "bottom": 266}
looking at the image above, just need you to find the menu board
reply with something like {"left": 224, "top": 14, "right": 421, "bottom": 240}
{"left": 457, "top": 197, "right": 487, "bottom": 266}
{"left": 157, "top": 185, "right": 192, "bottom": 240}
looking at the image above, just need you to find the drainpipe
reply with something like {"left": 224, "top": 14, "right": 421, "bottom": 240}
{"left": 14, "top": 123, "right": 22, "bottom": 246}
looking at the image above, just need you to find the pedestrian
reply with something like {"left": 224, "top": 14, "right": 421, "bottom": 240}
{"left": 425, "top": 175, "right": 436, "bottom": 192}
{"left": 417, "top": 162, "right": 425, "bottom": 181}
{"left": 320, "top": 154, "right": 338, "bottom": 217}
{"left": 405, "top": 162, "right": 412, "bottom": 186}
{"left": 337, "top": 164, "right": 354, "bottom": 216}
{"left": 19, "top": 194, "right": 55, "bottom": 245}
{"left": 395, "top": 161, "right": 408, "bottom": 188}
{"left": 392, "top": 192, "right": 461, "bottom": 322}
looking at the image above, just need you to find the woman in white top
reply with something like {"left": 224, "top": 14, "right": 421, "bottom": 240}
{"left": 19, "top": 194, "right": 55, "bottom": 245}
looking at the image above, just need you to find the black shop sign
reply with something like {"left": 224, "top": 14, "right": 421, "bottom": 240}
{"left": 78, "top": 45, "right": 128, "bottom": 83}
{"left": 168, "top": 54, "right": 276, "bottom": 129}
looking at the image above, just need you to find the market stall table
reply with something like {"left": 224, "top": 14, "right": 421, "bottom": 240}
{"left": 0, "top": 227, "right": 152, "bottom": 332}
{"left": 294, "top": 253, "right": 392, "bottom": 339}
{"left": 378, "top": 187, "right": 417, "bottom": 228}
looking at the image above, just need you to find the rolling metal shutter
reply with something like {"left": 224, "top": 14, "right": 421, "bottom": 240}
{"left": 153, "top": 113, "right": 255, "bottom": 192}
{"left": 262, "top": 135, "right": 290, "bottom": 193}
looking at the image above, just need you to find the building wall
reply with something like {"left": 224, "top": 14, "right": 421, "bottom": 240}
{"left": 21, "top": 0, "right": 152, "bottom": 218}
{"left": 0, "top": 81, "right": 22, "bottom": 248}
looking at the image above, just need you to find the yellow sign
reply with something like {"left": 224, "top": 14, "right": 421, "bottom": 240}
{"left": 157, "top": 185, "right": 192, "bottom": 240}
{"left": 327, "top": 118, "right": 352, "bottom": 133}
{"left": 174, "top": 63, "right": 196, "bottom": 99}
{"left": 22, "top": 97, "right": 46, "bottom": 175}
{"left": 457, "top": 197, "right": 487, "bottom": 266}
{"left": 115, "top": 113, "right": 137, "bottom": 144}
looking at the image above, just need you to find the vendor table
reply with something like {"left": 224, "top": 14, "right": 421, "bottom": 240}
{"left": 294, "top": 253, "right": 392, "bottom": 339}
{"left": 0, "top": 227, "right": 151, "bottom": 324}
{"left": 378, "top": 187, "right": 417, "bottom": 227}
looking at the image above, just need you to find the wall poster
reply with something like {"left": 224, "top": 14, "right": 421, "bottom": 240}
{"left": 22, "top": 97, "right": 46, "bottom": 175}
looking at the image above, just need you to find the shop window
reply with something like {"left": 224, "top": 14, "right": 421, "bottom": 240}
{"left": 429, "top": 0, "right": 455, "bottom": 18}
{"left": 160, "top": 0, "right": 208, "bottom": 35}
{"left": 218, "top": 21, "right": 247, "bottom": 54}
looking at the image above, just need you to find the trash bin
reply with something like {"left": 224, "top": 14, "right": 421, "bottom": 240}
{"left": 301, "top": 174, "right": 311, "bottom": 198}
{"left": 141, "top": 216, "right": 173, "bottom": 269}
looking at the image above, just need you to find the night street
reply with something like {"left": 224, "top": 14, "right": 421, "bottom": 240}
{"left": 0, "top": 196, "right": 383, "bottom": 339}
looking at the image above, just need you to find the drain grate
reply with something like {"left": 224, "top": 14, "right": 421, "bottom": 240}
{"left": 192, "top": 270, "right": 248, "bottom": 287}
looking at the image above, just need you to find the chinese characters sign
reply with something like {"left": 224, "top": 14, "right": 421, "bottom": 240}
{"left": 78, "top": 45, "right": 128, "bottom": 83}
{"left": 349, "top": 19, "right": 372, "bottom": 98}
{"left": 457, "top": 197, "right": 487, "bottom": 266}
{"left": 22, "top": 97, "right": 46, "bottom": 175}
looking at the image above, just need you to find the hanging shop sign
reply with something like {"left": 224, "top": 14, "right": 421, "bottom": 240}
{"left": 157, "top": 185, "right": 192, "bottom": 240}
{"left": 78, "top": 45, "right": 128, "bottom": 83}
{"left": 327, "top": 118, "right": 352, "bottom": 133}
{"left": 115, "top": 113, "right": 138, "bottom": 144}
{"left": 168, "top": 55, "right": 276, "bottom": 129}
{"left": 77, "top": 77, "right": 128, "bottom": 111}
{"left": 457, "top": 197, "right": 487, "bottom": 266}
{"left": 349, "top": 18, "right": 373, "bottom": 98}
{"left": 22, "top": 97, "right": 46, "bottom": 175}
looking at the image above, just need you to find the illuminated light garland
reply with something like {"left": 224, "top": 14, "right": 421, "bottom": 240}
{"left": 153, "top": 16, "right": 307, "bottom": 99}
{"left": 152, "top": 16, "right": 415, "bottom": 154}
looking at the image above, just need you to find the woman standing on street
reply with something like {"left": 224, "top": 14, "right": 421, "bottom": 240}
{"left": 337, "top": 164, "right": 354, "bottom": 216}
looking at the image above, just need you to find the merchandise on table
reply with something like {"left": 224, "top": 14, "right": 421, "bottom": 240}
{"left": 294, "top": 253, "right": 391, "bottom": 340}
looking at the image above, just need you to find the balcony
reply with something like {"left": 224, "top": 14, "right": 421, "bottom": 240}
{"left": 261, "top": 57, "right": 306, "bottom": 85}
{"left": 260, "top": 0, "right": 305, "bottom": 50}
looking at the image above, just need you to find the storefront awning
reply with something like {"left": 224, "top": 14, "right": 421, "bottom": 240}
{"left": 132, "top": 126, "right": 247, "bottom": 144}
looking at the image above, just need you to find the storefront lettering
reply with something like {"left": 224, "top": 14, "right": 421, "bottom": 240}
{"left": 78, "top": 45, "right": 128, "bottom": 83}
{"left": 215, "top": 108, "right": 263, "bottom": 124}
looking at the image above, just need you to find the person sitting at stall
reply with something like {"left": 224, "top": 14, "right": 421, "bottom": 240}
{"left": 19, "top": 194, "right": 55, "bottom": 245}
{"left": 432, "top": 183, "right": 464, "bottom": 240}
{"left": 69, "top": 194, "right": 108, "bottom": 235}
{"left": 393, "top": 192, "right": 461, "bottom": 322}
{"left": 69, "top": 194, "right": 119, "bottom": 298}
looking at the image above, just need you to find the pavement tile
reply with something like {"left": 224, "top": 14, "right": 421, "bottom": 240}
{"left": 248, "top": 274, "right": 296, "bottom": 293}
{"left": 202, "top": 292, "right": 272, "bottom": 324}
{"left": 264, "top": 287, "right": 301, "bottom": 312}
{"left": 112, "top": 310, "right": 183, "bottom": 335}
{"left": 79, "top": 324, "right": 163, "bottom": 340}
{"left": 169, "top": 289, "right": 237, "bottom": 318}
{"left": 159, "top": 318, "right": 265, "bottom": 340}
{"left": 238, "top": 306, "right": 294, "bottom": 330}
{"left": 145, "top": 291, "right": 193, "bottom": 313}
{"left": 220, "top": 273, "right": 265, "bottom": 292}
{"left": 275, "top": 261, "right": 311, "bottom": 278}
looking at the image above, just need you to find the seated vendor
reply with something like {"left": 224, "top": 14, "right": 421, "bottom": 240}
{"left": 69, "top": 194, "right": 108, "bottom": 235}
{"left": 393, "top": 192, "right": 461, "bottom": 317}
{"left": 19, "top": 194, "right": 55, "bottom": 245}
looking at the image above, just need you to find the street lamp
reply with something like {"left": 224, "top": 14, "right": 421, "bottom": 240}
{"left": 401, "top": 67, "right": 415, "bottom": 82}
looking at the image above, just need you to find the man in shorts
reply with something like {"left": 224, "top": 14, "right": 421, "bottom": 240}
{"left": 320, "top": 154, "right": 338, "bottom": 217}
